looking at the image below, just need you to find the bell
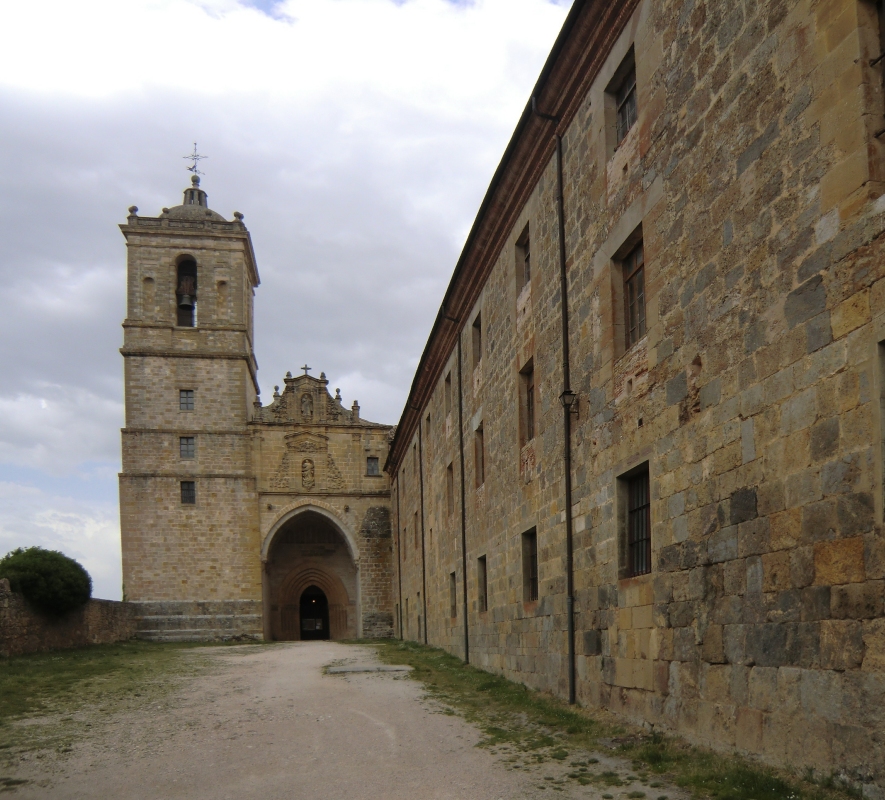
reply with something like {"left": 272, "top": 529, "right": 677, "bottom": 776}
{"left": 178, "top": 294, "right": 194, "bottom": 310}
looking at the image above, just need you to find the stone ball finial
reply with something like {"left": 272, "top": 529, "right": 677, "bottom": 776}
{"left": 285, "top": 371, "right": 292, "bottom": 379}
{"left": 191, "top": 174, "right": 201, "bottom": 186}
{"left": 162, "top": 207, "right": 169, "bottom": 214}
{"left": 335, "top": 388, "right": 342, "bottom": 401}
{"left": 233, "top": 211, "right": 244, "bottom": 221}
{"left": 128, "top": 206, "right": 138, "bottom": 215}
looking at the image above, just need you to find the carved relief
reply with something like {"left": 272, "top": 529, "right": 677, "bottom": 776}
{"left": 327, "top": 455, "right": 345, "bottom": 490}
{"left": 294, "top": 439, "right": 323, "bottom": 453}
{"left": 270, "top": 451, "right": 291, "bottom": 490}
{"left": 301, "top": 458, "right": 315, "bottom": 489}
{"left": 300, "top": 393, "right": 314, "bottom": 420}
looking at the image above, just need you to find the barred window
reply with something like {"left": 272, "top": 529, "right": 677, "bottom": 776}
{"left": 366, "top": 456, "right": 380, "bottom": 476}
{"left": 522, "top": 528, "right": 538, "bottom": 602}
{"left": 179, "top": 436, "right": 195, "bottom": 459}
{"left": 477, "top": 555, "right": 488, "bottom": 613}
{"left": 615, "top": 58, "right": 637, "bottom": 144}
{"left": 180, "top": 481, "right": 196, "bottom": 505}
{"left": 624, "top": 241, "right": 646, "bottom": 348}
{"left": 179, "top": 390, "right": 194, "bottom": 411}
{"left": 449, "top": 572, "right": 457, "bottom": 618}
{"left": 520, "top": 360, "right": 535, "bottom": 445}
{"left": 627, "top": 469, "right": 651, "bottom": 577}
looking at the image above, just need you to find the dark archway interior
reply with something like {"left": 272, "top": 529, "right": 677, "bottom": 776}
{"left": 299, "top": 585, "right": 329, "bottom": 640}
{"left": 265, "top": 510, "right": 358, "bottom": 641}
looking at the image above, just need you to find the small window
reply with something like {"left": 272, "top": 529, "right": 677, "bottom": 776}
{"left": 414, "top": 511, "right": 419, "bottom": 552}
{"left": 522, "top": 528, "right": 538, "bottom": 602}
{"left": 450, "top": 572, "right": 457, "bottom": 618}
{"left": 179, "top": 390, "right": 194, "bottom": 411}
{"left": 446, "top": 462, "right": 455, "bottom": 516}
{"left": 520, "top": 360, "right": 535, "bottom": 445}
{"left": 366, "top": 456, "right": 380, "bottom": 476}
{"left": 413, "top": 442, "right": 418, "bottom": 474}
{"left": 402, "top": 527, "right": 407, "bottom": 559}
{"left": 176, "top": 259, "right": 197, "bottom": 327}
{"left": 620, "top": 465, "right": 652, "bottom": 577}
{"left": 472, "top": 312, "right": 483, "bottom": 369}
{"left": 477, "top": 555, "right": 488, "bottom": 613}
{"left": 444, "top": 372, "right": 453, "bottom": 417}
{"left": 614, "top": 53, "right": 637, "bottom": 144}
{"left": 179, "top": 436, "right": 195, "bottom": 460}
{"left": 623, "top": 241, "right": 646, "bottom": 348}
{"left": 516, "top": 225, "right": 530, "bottom": 289}
{"left": 180, "top": 480, "right": 196, "bottom": 505}
{"left": 474, "top": 423, "right": 485, "bottom": 487}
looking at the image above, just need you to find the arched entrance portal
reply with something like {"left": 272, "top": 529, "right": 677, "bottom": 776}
{"left": 265, "top": 510, "right": 358, "bottom": 641}
{"left": 299, "top": 585, "right": 329, "bottom": 640}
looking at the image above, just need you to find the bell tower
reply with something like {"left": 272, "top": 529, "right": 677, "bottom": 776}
{"left": 119, "top": 175, "right": 263, "bottom": 640}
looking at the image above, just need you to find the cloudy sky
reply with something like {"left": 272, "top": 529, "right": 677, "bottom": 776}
{"left": 0, "top": 0, "right": 569, "bottom": 599}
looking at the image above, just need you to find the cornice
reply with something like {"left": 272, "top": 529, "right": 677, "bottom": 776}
{"left": 386, "top": 0, "right": 641, "bottom": 474}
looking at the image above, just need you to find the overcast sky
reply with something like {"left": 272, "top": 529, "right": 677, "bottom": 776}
{"left": 0, "top": 0, "right": 569, "bottom": 599}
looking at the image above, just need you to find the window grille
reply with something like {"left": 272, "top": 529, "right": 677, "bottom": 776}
{"left": 179, "top": 436, "right": 195, "bottom": 459}
{"left": 627, "top": 470, "right": 651, "bottom": 576}
{"left": 477, "top": 555, "right": 488, "bottom": 613}
{"left": 366, "top": 456, "right": 380, "bottom": 476}
{"left": 523, "top": 529, "right": 538, "bottom": 602}
{"left": 615, "top": 63, "right": 638, "bottom": 144}
{"left": 180, "top": 481, "right": 196, "bottom": 505}
{"left": 624, "top": 242, "right": 646, "bottom": 347}
{"left": 179, "top": 390, "right": 194, "bottom": 411}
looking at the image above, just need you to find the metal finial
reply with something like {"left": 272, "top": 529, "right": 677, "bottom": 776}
{"left": 183, "top": 142, "right": 207, "bottom": 176}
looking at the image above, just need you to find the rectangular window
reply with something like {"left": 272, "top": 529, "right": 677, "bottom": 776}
{"left": 179, "top": 389, "right": 194, "bottom": 411}
{"left": 366, "top": 456, "right": 380, "bottom": 476}
{"left": 180, "top": 480, "right": 196, "bottom": 505}
{"left": 414, "top": 511, "right": 419, "bottom": 552}
{"left": 520, "top": 360, "right": 535, "bottom": 445}
{"left": 474, "top": 423, "right": 485, "bottom": 487}
{"left": 450, "top": 572, "right": 457, "bottom": 618}
{"left": 624, "top": 241, "right": 646, "bottom": 348}
{"left": 402, "top": 527, "right": 407, "bottom": 559}
{"left": 614, "top": 53, "right": 637, "bottom": 144}
{"left": 522, "top": 528, "right": 539, "bottom": 602}
{"left": 626, "top": 466, "right": 651, "bottom": 577}
{"left": 477, "top": 555, "right": 488, "bottom": 613}
{"left": 179, "top": 436, "right": 195, "bottom": 460}
{"left": 446, "top": 462, "right": 455, "bottom": 516}
{"left": 517, "top": 225, "right": 530, "bottom": 289}
{"left": 472, "top": 312, "right": 483, "bottom": 368}
{"left": 444, "top": 372, "right": 452, "bottom": 417}
{"left": 405, "top": 597, "right": 409, "bottom": 637}
{"left": 413, "top": 442, "right": 418, "bottom": 474}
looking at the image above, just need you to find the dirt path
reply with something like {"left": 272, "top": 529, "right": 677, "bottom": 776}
{"left": 8, "top": 642, "right": 684, "bottom": 800}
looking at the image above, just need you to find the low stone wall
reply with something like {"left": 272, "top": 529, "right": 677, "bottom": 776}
{"left": 0, "top": 579, "right": 136, "bottom": 658}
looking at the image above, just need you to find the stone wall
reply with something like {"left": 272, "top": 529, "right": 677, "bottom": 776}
{"left": 390, "top": 0, "right": 885, "bottom": 792}
{"left": 0, "top": 580, "right": 136, "bottom": 658}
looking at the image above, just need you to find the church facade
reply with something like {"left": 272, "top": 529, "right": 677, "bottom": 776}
{"left": 119, "top": 177, "right": 393, "bottom": 642}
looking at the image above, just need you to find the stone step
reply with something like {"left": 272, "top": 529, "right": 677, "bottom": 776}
{"left": 135, "top": 628, "right": 261, "bottom": 643}
{"left": 130, "top": 600, "right": 261, "bottom": 617}
{"left": 134, "top": 614, "right": 261, "bottom": 632}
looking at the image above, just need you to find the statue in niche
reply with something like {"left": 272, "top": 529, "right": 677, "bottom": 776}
{"left": 302, "top": 458, "right": 315, "bottom": 489}
{"left": 301, "top": 393, "right": 313, "bottom": 420}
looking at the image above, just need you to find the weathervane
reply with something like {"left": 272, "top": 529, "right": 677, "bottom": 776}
{"left": 183, "top": 143, "right": 207, "bottom": 176}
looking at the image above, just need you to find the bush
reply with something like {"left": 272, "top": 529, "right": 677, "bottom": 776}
{"left": 0, "top": 547, "right": 92, "bottom": 616}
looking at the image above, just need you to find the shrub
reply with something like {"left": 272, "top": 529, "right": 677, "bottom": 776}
{"left": 0, "top": 547, "right": 92, "bottom": 616}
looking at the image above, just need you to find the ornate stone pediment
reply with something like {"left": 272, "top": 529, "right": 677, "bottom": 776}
{"left": 285, "top": 432, "right": 328, "bottom": 453}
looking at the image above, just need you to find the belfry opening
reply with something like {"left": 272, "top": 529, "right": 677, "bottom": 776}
{"left": 264, "top": 510, "right": 358, "bottom": 641}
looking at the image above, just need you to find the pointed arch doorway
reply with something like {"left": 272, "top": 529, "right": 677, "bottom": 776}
{"left": 264, "top": 509, "right": 358, "bottom": 641}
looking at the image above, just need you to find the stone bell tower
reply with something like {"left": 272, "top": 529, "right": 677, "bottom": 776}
{"left": 119, "top": 175, "right": 263, "bottom": 640}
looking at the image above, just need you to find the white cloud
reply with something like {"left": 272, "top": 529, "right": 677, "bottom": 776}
{"left": 0, "top": 0, "right": 568, "bottom": 593}
{"left": 0, "top": 482, "right": 121, "bottom": 600}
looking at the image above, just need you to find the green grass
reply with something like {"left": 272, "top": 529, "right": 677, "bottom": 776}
{"left": 0, "top": 640, "right": 217, "bottom": 727}
{"left": 363, "top": 638, "right": 861, "bottom": 800}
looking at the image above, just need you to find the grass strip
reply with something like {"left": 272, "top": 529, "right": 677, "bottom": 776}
{"left": 365, "top": 638, "right": 861, "bottom": 800}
